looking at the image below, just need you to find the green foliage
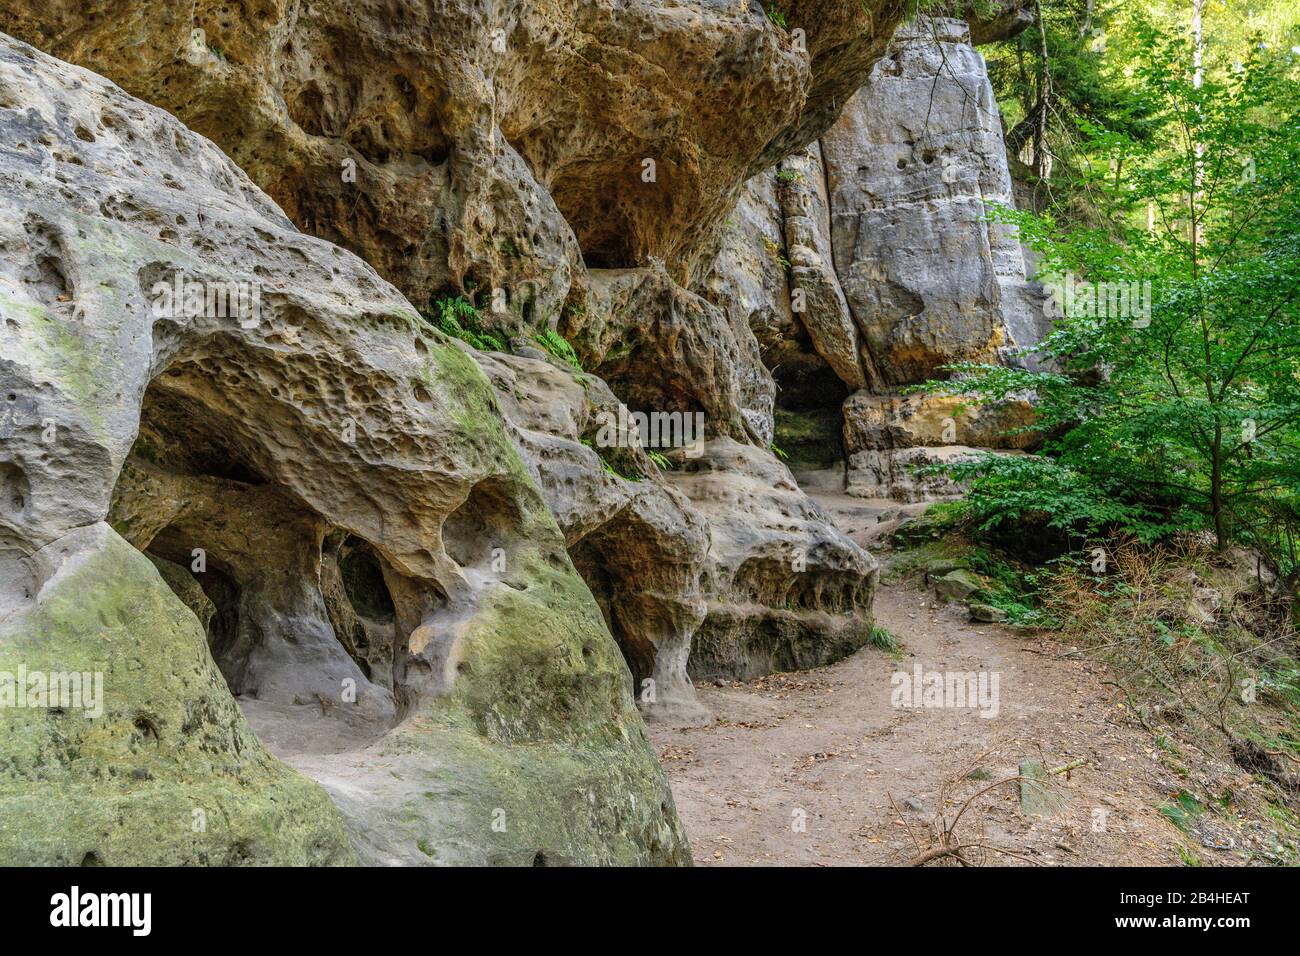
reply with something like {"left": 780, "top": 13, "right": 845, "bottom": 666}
{"left": 533, "top": 328, "right": 584, "bottom": 373}
{"left": 764, "top": 4, "right": 789, "bottom": 30}
{"left": 1159, "top": 790, "right": 1205, "bottom": 832}
{"left": 919, "top": 451, "right": 1192, "bottom": 543}
{"left": 580, "top": 438, "right": 642, "bottom": 482}
{"left": 869, "top": 625, "right": 900, "bottom": 653}
{"left": 761, "top": 235, "right": 791, "bottom": 271}
{"left": 646, "top": 449, "right": 674, "bottom": 471}
{"left": 426, "top": 295, "right": 506, "bottom": 353}
{"left": 769, "top": 442, "right": 790, "bottom": 462}
{"left": 961, "top": 546, "right": 1059, "bottom": 627}
{"left": 921, "top": 19, "right": 1300, "bottom": 567}
{"left": 886, "top": 523, "right": 1057, "bottom": 627}
{"left": 1176, "top": 844, "right": 1204, "bottom": 867}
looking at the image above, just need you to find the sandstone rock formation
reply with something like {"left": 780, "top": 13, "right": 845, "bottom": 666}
{"left": 842, "top": 391, "right": 1037, "bottom": 501}
{"left": 471, "top": 347, "right": 878, "bottom": 725}
{"left": 469, "top": 347, "right": 712, "bottom": 725}
{"left": 0, "top": 0, "right": 1043, "bottom": 867}
{"left": 826, "top": 19, "right": 1047, "bottom": 500}
{"left": 0, "top": 32, "right": 686, "bottom": 865}
{"left": 0, "top": 1, "right": 917, "bottom": 324}
{"left": 820, "top": 17, "right": 1037, "bottom": 386}
{"left": 666, "top": 439, "right": 878, "bottom": 679}
{"left": 708, "top": 16, "right": 1047, "bottom": 502}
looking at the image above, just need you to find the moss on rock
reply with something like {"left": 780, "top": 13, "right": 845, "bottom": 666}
{"left": 0, "top": 526, "right": 354, "bottom": 865}
{"left": 311, "top": 549, "right": 692, "bottom": 866}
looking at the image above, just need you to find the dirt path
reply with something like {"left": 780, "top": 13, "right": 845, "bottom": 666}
{"left": 649, "top": 495, "right": 1191, "bottom": 867}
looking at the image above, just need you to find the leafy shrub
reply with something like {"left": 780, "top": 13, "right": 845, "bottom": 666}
{"left": 921, "top": 452, "right": 1192, "bottom": 545}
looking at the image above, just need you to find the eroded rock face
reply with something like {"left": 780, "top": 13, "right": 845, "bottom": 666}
{"left": 698, "top": 16, "right": 1045, "bottom": 502}
{"left": 0, "top": 1, "right": 915, "bottom": 318}
{"left": 470, "top": 348, "right": 712, "bottom": 726}
{"left": 567, "top": 263, "right": 775, "bottom": 446}
{"left": 472, "top": 348, "right": 881, "bottom": 724}
{"left": 779, "top": 143, "right": 877, "bottom": 392}
{"left": 842, "top": 390, "right": 1036, "bottom": 501}
{"left": 693, "top": 161, "right": 860, "bottom": 472}
{"left": 0, "top": 0, "right": 1046, "bottom": 864}
{"left": 843, "top": 391, "right": 1039, "bottom": 453}
{"left": 0, "top": 523, "right": 356, "bottom": 865}
{"left": 0, "top": 32, "right": 687, "bottom": 865}
{"left": 820, "top": 17, "right": 1036, "bottom": 386}
{"left": 666, "top": 439, "right": 878, "bottom": 679}
{"left": 693, "top": 172, "right": 791, "bottom": 448}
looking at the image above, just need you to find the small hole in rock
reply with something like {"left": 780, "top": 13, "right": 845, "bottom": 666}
{"left": 133, "top": 714, "right": 160, "bottom": 739}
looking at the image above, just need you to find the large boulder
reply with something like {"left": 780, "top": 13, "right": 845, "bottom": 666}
{"left": 843, "top": 391, "right": 1039, "bottom": 452}
{"left": 0, "top": 32, "right": 687, "bottom": 865}
{"left": 841, "top": 390, "right": 1035, "bottom": 502}
{"left": 820, "top": 17, "right": 1039, "bottom": 386}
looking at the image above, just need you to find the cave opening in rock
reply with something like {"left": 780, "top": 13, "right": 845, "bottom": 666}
{"left": 337, "top": 537, "right": 396, "bottom": 623}
{"left": 550, "top": 166, "right": 646, "bottom": 271}
{"left": 322, "top": 532, "right": 402, "bottom": 691}
{"left": 134, "top": 383, "right": 269, "bottom": 485}
{"left": 112, "top": 366, "right": 405, "bottom": 750}
{"left": 441, "top": 476, "right": 524, "bottom": 571}
{"left": 197, "top": 567, "right": 242, "bottom": 670}
{"left": 568, "top": 537, "right": 655, "bottom": 692}
{"left": 771, "top": 359, "right": 850, "bottom": 478}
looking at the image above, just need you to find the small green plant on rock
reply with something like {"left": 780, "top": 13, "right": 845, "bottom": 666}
{"left": 761, "top": 235, "right": 791, "bottom": 271}
{"left": 580, "top": 438, "right": 641, "bottom": 482}
{"left": 534, "top": 327, "right": 584, "bottom": 373}
{"left": 647, "top": 449, "right": 674, "bottom": 471}
{"left": 425, "top": 295, "right": 506, "bottom": 353}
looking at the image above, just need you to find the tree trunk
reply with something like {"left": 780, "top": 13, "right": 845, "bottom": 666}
{"left": 1031, "top": 0, "right": 1052, "bottom": 180}
{"left": 1211, "top": 421, "right": 1228, "bottom": 549}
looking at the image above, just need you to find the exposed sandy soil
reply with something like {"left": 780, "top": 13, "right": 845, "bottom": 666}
{"left": 650, "top": 492, "right": 1200, "bottom": 867}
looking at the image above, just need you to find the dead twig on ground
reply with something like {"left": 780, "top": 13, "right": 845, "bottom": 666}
{"left": 890, "top": 741, "right": 1062, "bottom": 867}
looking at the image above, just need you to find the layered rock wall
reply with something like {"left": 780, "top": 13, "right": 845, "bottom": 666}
{"left": 710, "top": 17, "right": 1047, "bottom": 502}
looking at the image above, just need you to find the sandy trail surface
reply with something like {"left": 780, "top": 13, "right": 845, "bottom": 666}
{"left": 650, "top": 493, "right": 1189, "bottom": 866}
